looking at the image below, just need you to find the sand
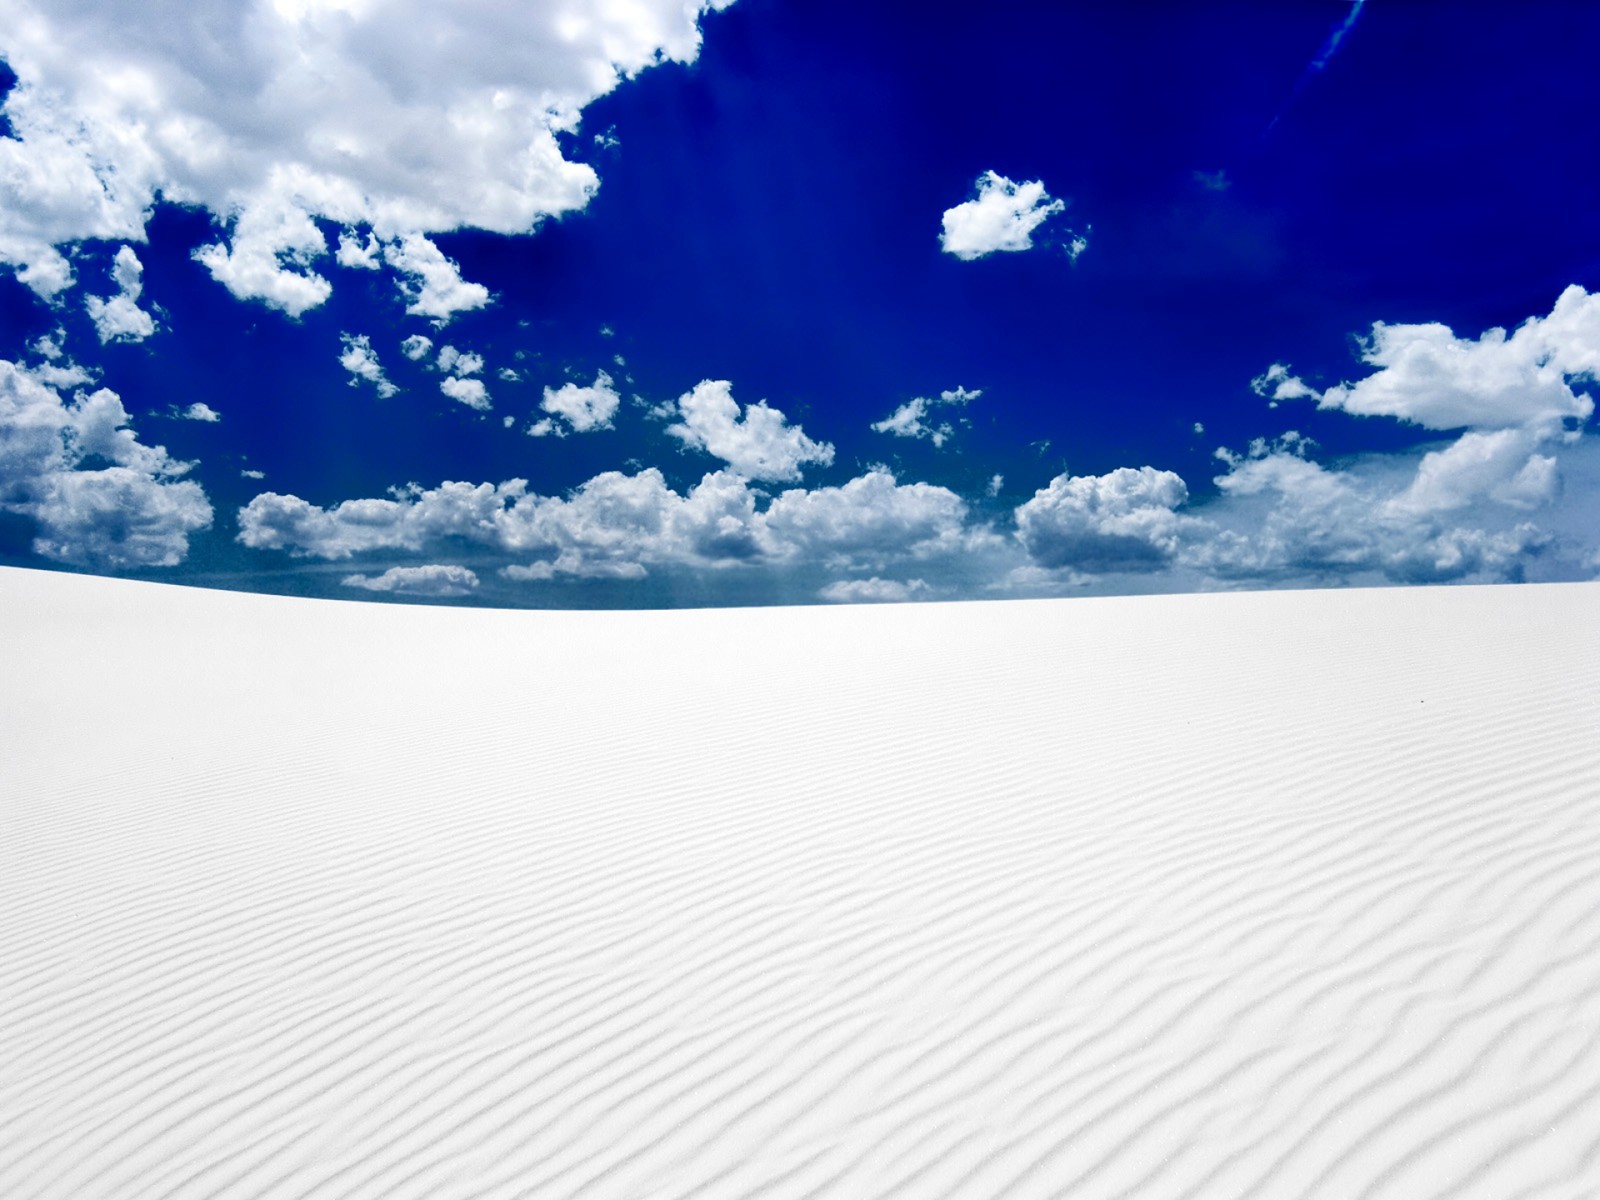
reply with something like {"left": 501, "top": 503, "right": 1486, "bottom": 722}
{"left": 3, "top": 565, "right": 1599, "bottom": 1198}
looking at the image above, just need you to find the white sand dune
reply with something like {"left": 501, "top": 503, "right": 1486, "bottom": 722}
{"left": 3, "top": 566, "right": 1599, "bottom": 1199}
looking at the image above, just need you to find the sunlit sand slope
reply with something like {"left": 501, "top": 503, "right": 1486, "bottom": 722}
{"left": 3, "top": 568, "right": 1599, "bottom": 1199}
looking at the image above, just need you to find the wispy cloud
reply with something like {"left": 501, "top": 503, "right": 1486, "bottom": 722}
{"left": 1312, "top": 0, "right": 1369, "bottom": 71}
{"left": 1270, "top": 0, "right": 1370, "bottom": 131}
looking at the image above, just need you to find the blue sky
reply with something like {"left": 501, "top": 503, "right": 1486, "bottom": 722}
{"left": 3, "top": 0, "right": 1598, "bottom": 606}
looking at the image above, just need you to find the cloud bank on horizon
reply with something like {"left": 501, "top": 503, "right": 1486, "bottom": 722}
{"left": 1, "top": 0, "right": 1598, "bottom": 604}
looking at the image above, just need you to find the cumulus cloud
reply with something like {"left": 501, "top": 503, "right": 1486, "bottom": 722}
{"left": 340, "top": 564, "right": 479, "bottom": 597}
{"left": 0, "top": 0, "right": 733, "bottom": 310}
{"left": 763, "top": 467, "right": 983, "bottom": 570}
{"left": 335, "top": 228, "right": 381, "bottom": 270}
{"left": 238, "top": 480, "right": 522, "bottom": 560}
{"left": 1251, "top": 363, "right": 1319, "bottom": 403}
{"left": 84, "top": 245, "right": 157, "bottom": 343}
{"left": 400, "top": 334, "right": 434, "bottom": 362}
{"left": 818, "top": 577, "right": 929, "bottom": 603}
{"left": 940, "top": 171, "right": 1065, "bottom": 261}
{"left": 384, "top": 235, "right": 490, "bottom": 324}
{"left": 1005, "top": 427, "right": 1564, "bottom": 589}
{"left": 30, "top": 331, "right": 65, "bottom": 360}
{"left": 440, "top": 376, "right": 490, "bottom": 411}
{"left": 428, "top": 343, "right": 490, "bottom": 409}
{"left": 241, "top": 469, "right": 765, "bottom": 577}
{"left": 871, "top": 385, "right": 979, "bottom": 447}
{"left": 1388, "top": 427, "right": 1559, "bottom": 516}
{"left": 501, "top": 469, "right": 768, "bottom": 578}
{"left": 339, "top": 333, "right": 398, "bottom": 399}
{"left": 531, "top": 370, "right": 621, "bottom": 437}
{"left": 192, "top": 197, "right": 334, "bottom": 318}
{"left": 1014, "top": 467, "right": 1197, "bottom": 572}
{"left": 182, "top": 402, "right": 220, "bottom": 422}
{"left": 212, "top": 286, "right": 1600, "bottom": 595}
{"left": 665, "top": 379, "right": 833, "bottom": 481}
{"left": 436, "top": 345, "right": 484, "bottom": 377}
{"left": 1193, "top": 442, "right": 1551, "bottom": 585}
{"left": 1213, "top": 285, "right": 1600, "bottom": 583}
{"left": 1314, "top": 285, "right": 1600, "bottom": 431}
{"left": 0, "top": 359, "right": 212, "bottom": 567}
{"left": 237, "top": 462, "right": 989, "bottom": 582}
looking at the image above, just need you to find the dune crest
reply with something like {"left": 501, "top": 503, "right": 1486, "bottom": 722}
{"left": 3, "top": 568, "right": 1599, "bottom": 1199}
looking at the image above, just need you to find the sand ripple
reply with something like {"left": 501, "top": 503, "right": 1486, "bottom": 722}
{"left": 2, "top": 572, "right": 1598, "bottom": 1198}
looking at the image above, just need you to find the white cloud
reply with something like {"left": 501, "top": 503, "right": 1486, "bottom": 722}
{"left": 241, "top": 468, "right": 265, "bottom": 480}
{"left": 0, "top": 0, "right": 733, "bottom": 308}
{"left": 239, "top": 469, "right": 768, "bottom": 577}
{"left": 227, "top": 286, "right": 1600, "bottom": 593}
{"left": 339, "top": 333, "right": 398, "bottom": 399}
{"left": 26, "top": 468, "right": 213, "bottom": 569}
{"left": 501, "top": 469, "right": 768, "bottom": 577}
{"left": 335, "top": 228, "right": 381, "bottom": 270}
{"left": 31, "top": 359, "right": 94, "bottom": 389}
{"left": 84, "top": 245, "right": 157, "bottom": 343}
{"left": 400, "top": 334, "right": 434, "bottom": 362}
{"left": 1251, "top": 363, "right": 1319, "bottom": 403}
{"left": 1014, "top": 467, "right": 1197, "bottom": 572}
{"left": 0, "top": 359, "right": 212, "bottom": 567}
{"left": 1004, "top": 434, "right": 1562, "bottom": 589}
{"left": 340, "top": 564, "right": 479, "bottom": 597}
{"left": 385, "top": 235, "right": 490, "bottom": 324}
{"left": 498, "top": 367, "right": 521, "bottom": 382}
{"left": 1209, "top": 285, "right": 1600, "bottom": 583}
{"left": 238, "top": 480, "right": 522, "bottom": 560}
{"left": 236, "top": 462, "right": 993, "bottom": 583}
{"left": 192, "top": 195, "right": 334, "bottom": 318}
{"left": 1314, "top": 285, "right": 1600, "bottom": 431}
{"left": 665, "top": 379, "right": 833, "bottom": 481}
{"left": 940, "top": 171, "right": 1065, "bottom": 261}
{"left": 986, "top": 473, "right": 1004, "bottom": 497}
{"left": 1211, "top": 431, "right": 1318, "bottom": 470}
{"left": 435, "top": 345, "right": 484, "bottom": 377}
{"left": 440, "top": 376, "right": 490, "bottom": 411}
{"left": 532, "top": 371, "right": 620, "bottom": 436}
{"left": 1388, "top": 427, "right": 1559, "bottom": 516}
{"left": 818, "top": 577, "right": 929, "bottom": 603}
{"left": 871, "top": 385, "right": 979, "bottom": 447}
{"left": 182, "top": 402, "right": 220, "bottom": 422}
{"left": 1193, "top": 445, "right": 1551, "bottom": 585}
{"left": 763, "top": 467, "right": 981, "bottom": 569}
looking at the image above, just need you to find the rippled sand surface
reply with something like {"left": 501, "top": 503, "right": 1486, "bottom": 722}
{"left": 4, "top": 568, "right": 1599, "bottom": 1199}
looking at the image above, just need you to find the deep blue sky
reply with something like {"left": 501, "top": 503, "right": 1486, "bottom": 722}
{"left": 3, "top": 0, "right": 1598, "bottom": 605}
